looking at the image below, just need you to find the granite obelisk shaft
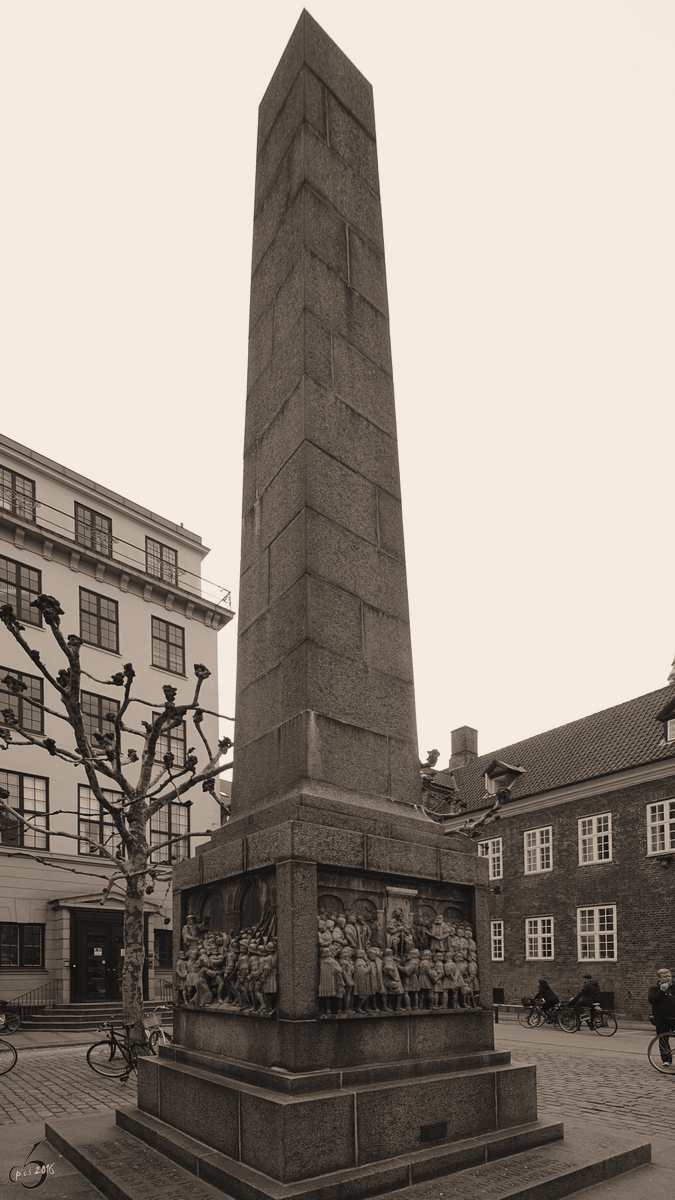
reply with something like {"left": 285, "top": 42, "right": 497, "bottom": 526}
{"left": 233, "top": 9, "right": 421, "bottom": 816}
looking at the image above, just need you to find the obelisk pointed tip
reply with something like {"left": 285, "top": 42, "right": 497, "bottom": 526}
{"left": 258, "top": 9, "right": 375, "bottom": 153}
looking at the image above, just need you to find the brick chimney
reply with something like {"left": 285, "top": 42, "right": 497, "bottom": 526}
{"left": 449, "top": 726, "right": 478, "bottom": 769}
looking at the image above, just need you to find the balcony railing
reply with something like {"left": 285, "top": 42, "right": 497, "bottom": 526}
{"left": 0, "top": 490, "right": 231, "bottom": 610}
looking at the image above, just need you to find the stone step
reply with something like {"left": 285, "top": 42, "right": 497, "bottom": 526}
{"left": 46, "top": 1109, "right": 650, "bottom": 1200}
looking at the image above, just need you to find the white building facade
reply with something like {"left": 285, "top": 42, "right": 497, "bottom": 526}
{"left": 0, "top": 434, "right": 233, "bottom": 1007}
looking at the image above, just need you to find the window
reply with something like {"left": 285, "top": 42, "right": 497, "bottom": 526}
{"left": 667, "top": 719, "right": 675, "bottom": 742}
{"left": 150, "top": 802, "right": 189, "bottom": 863}
{"left": 146, "top": 538, "right": 178, "bottom": 586}
{"left": 578, "top": 813, "right": 612, "bottom": 864}
{"left": 81, "top": 691, "right": 120, "bottom": 744}
{"left": 78, "top": 785, "right": 123, "bottom": 856}
{"left": 577, "top": 906, "right": 617, "bottom": 961}
{"left": 75, "top": 504, "right": 113, "bottom": 557}
{"left": 80, "top": 589, "right": 119, "bottom": 653}
{"left": 0, "top": 923, "right": 44, "bottom": 969}
{"left": 0, "top": 468, "right": 36, "bottom": 522}
{"left": 525, "top": 917, "right": 554, "bottom": 959}
{"left": 0, "top": 771, "right": 48, "bottom": 848}
{"left": 0, "top": 668, "right": 43, "bottom": 734}
{"left": 647, "top": 800, "right": 675, "bottom": 856}
{"left": 154, "top": 930, "right": 173, "bottom": 969}
{"left": 524, "top": 826, "right": 552, "bottom": 874}
{"left": 153, "top": 712, "right": 186, "bottom": 768}
{"left": 478, "top": 837, "right": 503, "bottom": 880}
{"left": 151, "top": 617, "right": 184, "bottom": 675}
{"left": 0, "top": 556, "right": 41, "bottom": 626}
{"left": 491, "top": 920, "right": 504, "bottom": 961}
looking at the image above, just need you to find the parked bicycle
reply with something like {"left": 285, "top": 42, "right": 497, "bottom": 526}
{"left": 558, "top": 1004, "right": 617, "bottom": 1036}
{"left": 0, "top": 1001, "right": 21, "bottom": 1034}
{"left": 147, "top": 1004, "right": 174, "bottom": 1052}
{"left": 0, "top": 1037, "right": 18, "bottom": 1076}
{"left": 86, "top": 1018, "right": 153, "bottom": 1081}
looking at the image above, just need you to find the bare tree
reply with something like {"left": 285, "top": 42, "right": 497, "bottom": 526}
{"left": 0, "top": 594, "right": 232, "bottom": 1043}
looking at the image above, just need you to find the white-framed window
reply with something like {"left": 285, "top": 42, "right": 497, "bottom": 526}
{"left": 578, "top": 813, "right": 612, "bottom": 864}
{"left": 524, "top": 826, "right": 552, "bottom": 874}
{"left": 577, "top": 905, "right": 617, "bottom": 961}
{"left": 491, "top": 920, "right": 504, "bottom": 961}
{"left": 647, "top": 800, "right": 675, "bottom": 855}
{"left": 478, "top": 837, "right": 503, "bottom": 880}
{"left": 525, "top": 917, "right": 554, "bottom": 959}
{"left": 667, "top": 719, "right": 675, "bottom": 742}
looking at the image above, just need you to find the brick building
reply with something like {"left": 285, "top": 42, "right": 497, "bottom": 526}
{"left": 0, "top": 434, "right": 233, "bottom": 1008}
{"left": 439, "top": 677, "right": 675, "bottom": 1019}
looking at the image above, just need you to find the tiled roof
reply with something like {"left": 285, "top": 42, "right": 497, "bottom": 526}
{"left": 434, "top": 685, "right": 675, "bottom": 812}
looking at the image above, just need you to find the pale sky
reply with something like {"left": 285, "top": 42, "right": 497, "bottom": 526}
{"left": 1, "top": 1, "right": 673, "bottom": 767}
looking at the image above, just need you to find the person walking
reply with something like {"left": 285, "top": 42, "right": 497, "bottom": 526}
{"left": 569, "top": 974, "right": 602, "bottom": 1029}
{"left": 648, "top": 968, "right": 675, "bottom": 1071}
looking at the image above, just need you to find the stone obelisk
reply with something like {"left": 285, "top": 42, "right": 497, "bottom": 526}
{"left": 233, "top": 9, "right": 420, "bottom": 817}
{"left": 44, "top": 17, "right": 651, "bottom": 1198}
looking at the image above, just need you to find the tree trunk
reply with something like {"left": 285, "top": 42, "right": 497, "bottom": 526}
{"left": 122, "top": 841, "right": 148, "bottom": 1045}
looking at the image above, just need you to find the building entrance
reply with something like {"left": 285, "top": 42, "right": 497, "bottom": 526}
{"left": 72, "top": 912, "right": 124, "bottom": 1002}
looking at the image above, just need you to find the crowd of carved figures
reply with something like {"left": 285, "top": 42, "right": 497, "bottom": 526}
{"left": 317, "top": 907, "right": 479, "bottom": 1016}
{"left": 175, "top": 912, "right": 278, "bottom": 1016}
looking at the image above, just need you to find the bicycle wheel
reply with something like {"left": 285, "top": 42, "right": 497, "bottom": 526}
{"left": 0, "top": 1038, "right": 18, "bottom": 1075}
{"left": 557, "top": 1007, "right": 579, "bottom": 1033}
{"left": 518, "top": 1008, "right": 534, "bottom": 1028}
{"left": 648, "top": 1033, "right": 675, "bottom": 1074}
{"left": 528, "top": 1010, "right": 544, "bottom": 1027}
{"left": 86, "top": 1039, "right": 129, "bottom": 1078}
{"left": 3, "top": 1012, "right": 20, "bottom": 1034}
{"left": 593, "top": 1011, "right": 617, "bottom": 1037}
{"left": 149, "top": 1028, "right": 173, "bottom": 1052}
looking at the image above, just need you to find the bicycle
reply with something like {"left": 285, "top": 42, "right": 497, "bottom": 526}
{"left": 0, "top": 1001, "right": 21, "bottom": 1034}
{"left": 0, "top": 1037, "right": 18, "bottom": 1075}
{"left": 86, "top": 1018, "right": 153, "bottom": 1081}
{"left": 647, "top": 1030, "right": 675, "bottom": 1075}
{"left": 518, "top": 999, "right": 564, "bottom": 1028}
{"left": 558, "top": 1004, "right": 617, "bottom": 1036}
{"left": 147, "top": 1004, "right": 174, "bottom": 1052}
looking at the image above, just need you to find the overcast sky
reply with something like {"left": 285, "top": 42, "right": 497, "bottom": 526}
{"left": 1, "top": 1, "right": 673, "bottom": 767}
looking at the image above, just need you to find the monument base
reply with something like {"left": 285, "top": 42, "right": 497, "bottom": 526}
{"left": 46, "top": 1110, "right": 650, "bottom": 1200}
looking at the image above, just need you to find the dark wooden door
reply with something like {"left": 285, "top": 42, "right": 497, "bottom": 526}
{"left": 73, "top": 915, "right": 124, "bottom": 1003}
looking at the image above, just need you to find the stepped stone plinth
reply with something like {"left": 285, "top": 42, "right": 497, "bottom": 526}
{"left": 48, "top": 11, "right": 650, "bottom": 1199}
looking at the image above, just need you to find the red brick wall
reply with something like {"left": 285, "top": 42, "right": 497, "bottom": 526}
{"left": 486, "top": 771, "right": 675, "bottom": 1019}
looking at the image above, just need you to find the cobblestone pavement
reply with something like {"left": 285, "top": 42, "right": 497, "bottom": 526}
{"left": 0, "top": 1044, "right": 136, "bottom": 1124}
{"left": 496, "top": 1028, "right": 675, "bottom": 1140}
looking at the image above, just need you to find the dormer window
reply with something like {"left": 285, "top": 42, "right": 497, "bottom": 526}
{"left": 668, "top": 719, "right": 675, "bottom": 743}
{"left": 484, "top": 758, "right": 526, "bottom": 796}
{"left": 654, "top": 697, "right": 675, "bottom": 744}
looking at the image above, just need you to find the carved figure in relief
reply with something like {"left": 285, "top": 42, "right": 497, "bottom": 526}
{"left": 382, "top": 950, "right": 404, "bottom": 1011}
{"left": 339, "top": 949, "right": 354, "bottom": 1013}
{"left": 429, "top": 916, "right": 452, "bottom": 954}
{"left": 352, "top": 949, "right": 373, "bottom": 1014}
{"left": 367, "top": 947, "right": 387, "bottom": 1012}
{"left": 355, "top": 916, "right": 371, "bottom": 950}
{"left": 182, "top": 914, "right": 206, "bottom": 953}
{"left": 432, "top": 954, "right": 445, "bottom": 1007}
{"left": 260, "top": 943, "right": 277, "bottom": 1014}
{"left": 343, "top": 913, "right": 358, "bottom": 949}
{"left": 418, "top": 950, "right": 438, "bottom": 1008}
{"left": 443, "top": 954, "right": 462, "bottom": 1009}
{"left": 402, "top": 948, "right": 420, "bottom": 1010}
{"left": 319, "top": 947, "right": 345, "bottom": 1015}
{"left": 184, "top": 949, "right": 200, "bottom": 1005}
{"left": 175, "top": 951, "right": 189, "bottom": 1005}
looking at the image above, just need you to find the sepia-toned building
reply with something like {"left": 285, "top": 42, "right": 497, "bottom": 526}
{"left": 439, "top": 674, "right": 675, "bottom": 1019}
{"left": 0, "top": 433, "right": 233, "bottom": 1009}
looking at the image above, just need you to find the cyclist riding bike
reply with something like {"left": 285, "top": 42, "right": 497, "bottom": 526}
{"left": 532, "top": 978, "right": 559, "bottom": 1015}
{"left": 569, "top": 974, "right": 602, "bottom": 1029}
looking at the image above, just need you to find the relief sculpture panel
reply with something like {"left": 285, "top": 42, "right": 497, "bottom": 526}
{"left": 316, "top": 875, "right": 479, "bottom": 1017}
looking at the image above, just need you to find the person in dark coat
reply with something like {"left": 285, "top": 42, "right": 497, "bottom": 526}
{"left": 648, "top": 968, "right": 675, "bottom": 1070}
{"left": 532, "top": 979, "right": 559, "bottom": 1014}
{"left": 569, "top": 974, "right": 602, "bottom": 1029}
